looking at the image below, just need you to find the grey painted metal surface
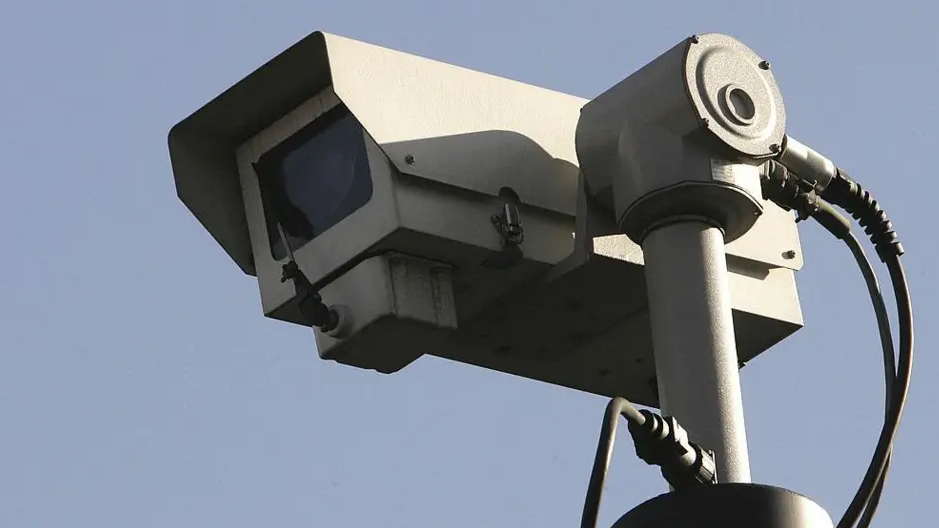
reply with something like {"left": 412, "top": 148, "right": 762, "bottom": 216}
{"left": 611, "top": 484, "right": 834, "bottom": 528}
{"left": 574, "top": 33, "right": 791, "bottom": 474}
{"left": 576, "top": 33, "right": 785, "bottom": 245}
{"left": 315, "top": 253, "right": 458, "bottom": 374}
{"left": 778, "top": 135, "right": 838, "bottom": 192}
{"left": 168, "top": 30, "right": 807, "bottom": 406}
{"left": 643, "top": 222, "right": 751, "bottom": 481}
{"left": 170, "top": 31, "right": 802, "bottom": 276}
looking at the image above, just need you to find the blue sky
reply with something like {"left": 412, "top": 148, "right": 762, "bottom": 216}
{"left": 1, "top": 1, "right": 936, "bottom": 526}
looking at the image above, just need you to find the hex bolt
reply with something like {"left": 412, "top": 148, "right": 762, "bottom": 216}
{"left": 759, "top": 60, "right": 771, "bottom": 70}
{"left": 783, "top": 250, "right": 797, "bottom": 259}
{"left": 404, "top": 154, "right": 415, "bottom": 165}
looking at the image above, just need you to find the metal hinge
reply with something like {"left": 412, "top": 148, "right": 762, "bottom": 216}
{"left": 491, "top": 202, "right": 524, "bottom": 246}
{"left": 483, "top": 197, "right": 525, "bottom": 270}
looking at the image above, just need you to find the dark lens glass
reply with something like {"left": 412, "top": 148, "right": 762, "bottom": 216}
{"left": 255, "top": 106, "right": 373, "bottom": 260}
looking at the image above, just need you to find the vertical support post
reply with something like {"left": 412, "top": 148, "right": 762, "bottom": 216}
{"left": 641, "top": 220, "right": 752, "bottom": 483}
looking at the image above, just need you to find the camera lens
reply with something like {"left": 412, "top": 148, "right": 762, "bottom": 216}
{"left": 256, "top": 106, "right": 373, "bottom": 260}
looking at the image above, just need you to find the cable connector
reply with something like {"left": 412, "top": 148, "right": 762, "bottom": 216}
{"left": 761, "top": 160, "right": 854, "bottom": 240}
{"left": 762, "top": 158, "right": 903, "bottom": 262}
{"left": 823, "top": 169, "right": 904, "bottom": 262}
{"left": 760, "top": 160, "right": 820, "bottom": 221}
{"left": 268, "top": 217, "right": 341, "bottom": 333}
{"left": 627, "top": 410, "right": 718, "bottom": 488}
{"left": 776, "top": 135, "right": 838, "bottom": 193}
{"left": 281, "top": 260, "right": 340, "bottom": 332}
{"left": 581, "top": 398, "right": 717, "bottom": 528}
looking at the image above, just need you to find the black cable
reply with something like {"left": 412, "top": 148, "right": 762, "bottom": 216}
{"left": 823, "top": 170, "right": 904, "bottom": 262}
{"left": 842, "top": 233, "right": 896, "bottom": 528}
{"left": 814, "top": 171, "right": 912, "bottom": 528}
{"left": 857, "top": 460, "right": 889, "bottom": 528}
{"left": 841, "top": 233, "right": 897, "bottom": 399}
{"left": 810, "top": 204, "right": 897, "bottom": 527}
{"left": 836, "top": 255, "right": 913, "bottom": 528}
{"left": 580, "top": 398, "right": 718, "bottom": 528}
{"left": 581, "top": 398, "right": 645, "bottom": 528}
{"left": 765, "top": 168, "right": 908, "bottom": 528}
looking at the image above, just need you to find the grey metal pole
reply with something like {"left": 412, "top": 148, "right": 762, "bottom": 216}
{"left": 642, "top": 220, "right": 752, "bottom": 483}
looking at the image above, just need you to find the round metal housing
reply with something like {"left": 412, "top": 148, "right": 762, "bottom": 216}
{"left": 685, "top": 33, "right": 786, "bottom": 158}
{"left": 576, "top": 33, "right": 787, "bottom": 244}
{"left": 611, "top": 484, "right": 833, "bottom": 528}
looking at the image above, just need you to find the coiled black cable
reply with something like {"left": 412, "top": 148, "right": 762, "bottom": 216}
{"left": 764, "top": 164, "right": 909, "bottom": 528}
{"left": 811, "top": 203, "right": 897, "bottom": 526}
{"left": 818, "top": 172, "right": 911, "bottom": 528}
{"left": 842, "top": 232, "right": 896, "bottom": 528}
{"left": 836, "top": 255, "right": 912, "bottom": 528}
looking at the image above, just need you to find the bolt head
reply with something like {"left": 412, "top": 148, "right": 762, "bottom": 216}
{"left": 759, "top": 60, "right": 771, "bottom": 70}
{"left": 783, "top": 249, "right": 797, "bottom": 259}
{"left": 404, "top": 154, "right": 415, "bottom": 165}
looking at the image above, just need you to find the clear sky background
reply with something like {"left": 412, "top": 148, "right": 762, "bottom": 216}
{"left": 1, "top": 1, "right": 936, "bottom": 526}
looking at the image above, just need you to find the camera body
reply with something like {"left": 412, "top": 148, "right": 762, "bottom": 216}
{"left": 169, "top": 31, "right": 804, "bottom": 406}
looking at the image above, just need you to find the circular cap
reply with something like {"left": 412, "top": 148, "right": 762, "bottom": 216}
{"left": 724, "top": 84, "right": 756, "bottom": 125}
{"left": 612, "top": 484, "right": 833, "bottom": 528}
{"left": 685, "top": 34, "right": 786, "bottom": 157}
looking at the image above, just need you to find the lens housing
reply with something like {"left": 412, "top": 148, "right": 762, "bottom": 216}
{"left": 255, "top": 105, "right": 373, "bottom": 260}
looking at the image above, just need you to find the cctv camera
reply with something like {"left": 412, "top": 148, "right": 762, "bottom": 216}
{"left": 170, "top": 32, "right": 584, "bottom": 374}
{"left": 169, "top": 31, "right": 804, "bottom": 406}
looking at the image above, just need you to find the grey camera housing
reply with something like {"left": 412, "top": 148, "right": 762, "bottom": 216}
{"left": 169, "top": 31, "right": 805, "bottom": 406}
{"left": 577, "top": 33, "right": 787, "bottom": 244}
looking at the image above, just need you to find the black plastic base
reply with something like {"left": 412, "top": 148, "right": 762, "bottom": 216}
{"left": 611, "top": 484, "right": 833, "bottom": 528}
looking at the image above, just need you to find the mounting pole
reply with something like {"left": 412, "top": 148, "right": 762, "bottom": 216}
{"left": 577, "top": 32, "right": 837, "bottom": 526}
{"left": 576, "top": 33, "right": 790, "bottom": 485}
{"left": 642, "top": 221, "right": 751, "bottom": 482}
